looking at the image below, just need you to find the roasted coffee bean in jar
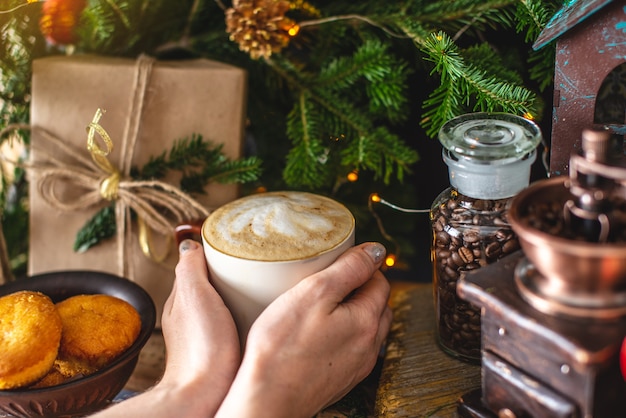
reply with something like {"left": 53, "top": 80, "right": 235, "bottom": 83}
{"left": 431, "top": 113, "right": 542, "bottom": 363}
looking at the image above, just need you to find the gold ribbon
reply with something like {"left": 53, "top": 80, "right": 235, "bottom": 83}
{"left": 87, "top": 108, "right": 120, "bottom": 201}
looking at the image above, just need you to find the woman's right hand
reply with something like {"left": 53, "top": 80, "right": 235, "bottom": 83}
{"left": 216, "top": 242, "right": 393, "bottom": 418}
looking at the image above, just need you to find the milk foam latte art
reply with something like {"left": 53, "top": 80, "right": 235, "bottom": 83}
{"left": 199, "top": 191, "right": 355, "bottom": 343}
{"left": 203, "top": 191, "right": 355, "bottom": 261}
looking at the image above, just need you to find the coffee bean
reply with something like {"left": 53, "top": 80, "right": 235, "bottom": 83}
{"left": 502, "top": 239, "right": 520, "bottom": 253}
{"left": 436, "top": 249, "right": 451, "bottom": 260}
{"left": 465, "top": 262, "right": 480, "bottom": 270}
{"left": 485, "top": 242, "right": 502, "bottom": 259}
{"left": 493, "top": 217, "right": 508, "bottom": 226}
{"left": 444, "top": 265, "right": 459, "bottom": 280}
{"left": 522, "top": 195, "right": 626, "bottom": 243}
{"left": 463, "top": 230, "right": 480, "bottom": 244}
{"left": 495, "top": 229, "right": 511, "bottom": 241}
{"left": 435, "top": 231, "right": 450, "bottom": 246}
{"left": 450, "top": 251, "right": 464, "bottom": 267}
{"left": 435, "top": 216, "right": 446, "bottom": 232}
{"left": 458, "top": 247, "right": 474, "bottom": 264}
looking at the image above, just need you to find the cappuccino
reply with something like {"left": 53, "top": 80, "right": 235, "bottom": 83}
{"left": 203, "top": 191, "right": 354, "bottom": 261}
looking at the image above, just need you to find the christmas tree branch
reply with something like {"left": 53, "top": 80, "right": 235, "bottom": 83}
{"left": 420, "top": 31, "right": 537, "bottom": 137}
{"left": 516, "top": 0, "right": 551, "bottom": 40}
{"left": 452, "top": 14, "right": 482, "bottom": 41}
{"left": 391, "top": 0, "right": 516, "bottom": 47}
{"left": 185, "top": 0, "right": 202, "bottom": 35}
{"left": 104, "top": 0, "right": 131, "bottom": 29}
{"left": 515, "top": 0, "right": 558, "bottom": 91}
{"left": 269, "top": 50, "right": 416, "bottom": 188}
{"left": 412, "top": 0, "right": 515, "bottom": 26}
{"left": 213, "top": 0, "right": 227, "bottom": 11}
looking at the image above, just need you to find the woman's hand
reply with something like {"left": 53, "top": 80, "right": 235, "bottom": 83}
{"left": 216, "top": 242, "right": 393, "bottom": 418}
{"left": 91, "top": 239, "right": 240, "bottom": 418}
{"left": 158, "top": 239, "right": 241, "bottom": 414}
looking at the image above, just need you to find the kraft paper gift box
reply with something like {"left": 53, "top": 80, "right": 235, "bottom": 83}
{"left": 28, "top": 55, "right": 247, "bottom": 324}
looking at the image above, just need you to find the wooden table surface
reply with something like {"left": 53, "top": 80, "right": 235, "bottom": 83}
{"left": 374, "top": 281, "right": 481, "bottom": 418}
{"left": 126, "top": 281, "right": 481, "bottom": 417}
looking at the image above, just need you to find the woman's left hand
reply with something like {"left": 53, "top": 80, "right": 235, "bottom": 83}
{"left": 91, "top": 239, "right": 240, "bottom": 418}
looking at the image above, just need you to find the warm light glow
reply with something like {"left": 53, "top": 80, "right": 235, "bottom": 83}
{"left": 385, "top": 254, "right": 396, "bottom": 268}
{"left": 370, "top": 193, "right": 381, "bottom": 203}
{"left": 523, "top": 112, "right": 535, "bottom": 121}
{"left": 288, "top": 24, "right": 300, "bottom": 37}
{"left": 255, "top": 186, "right": 268, "bottom": 193}
{"left": 347, "top": 170, "right": 358, "bottom": 182}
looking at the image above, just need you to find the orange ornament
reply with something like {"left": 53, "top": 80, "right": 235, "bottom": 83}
{"left": 39, "top": 0, "right": 86, "bottom": 45}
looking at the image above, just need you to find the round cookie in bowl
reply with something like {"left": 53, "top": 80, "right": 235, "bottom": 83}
{"left": 0, "top": 270, "right": 155, "bottom": 418}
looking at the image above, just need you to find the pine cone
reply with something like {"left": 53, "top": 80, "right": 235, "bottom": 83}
{"left": 225, "top": 0, "right": 295, "bottom": 60}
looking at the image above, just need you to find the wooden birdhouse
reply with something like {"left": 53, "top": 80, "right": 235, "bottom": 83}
{"left": 534, "top": 0, "right": 626, "bottom": 176}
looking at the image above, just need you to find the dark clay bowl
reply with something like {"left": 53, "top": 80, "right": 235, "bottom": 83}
{"left": 0, "top": 271, "right": 156, "bottom": 417}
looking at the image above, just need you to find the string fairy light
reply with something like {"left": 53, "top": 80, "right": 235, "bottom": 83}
{"left": 287, "top": 24, "right": 300, "bottom": 37}
{"left": 520, "top": 112, "right": 550, "bottom": 175}
{"left": 0, "top": 0, "right": 40, "bottom": 14}
{"left": 368, "top": 193, "right": 431, "bottom": 270}
{"left": 370, "top": 193, "right": 431, "bottom": 214}
{"left": 384, "top": 253, "right": 396, "bottom": 268}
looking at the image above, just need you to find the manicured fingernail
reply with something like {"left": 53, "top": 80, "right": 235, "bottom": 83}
{"left": 179, "top": 239, "right": 198, "bottom": 254}
{"left": 364, "top": 242, "right": 386, "bottom": 264}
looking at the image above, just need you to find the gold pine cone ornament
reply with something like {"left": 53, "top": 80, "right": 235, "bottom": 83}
{"left": 225, "top": 0, "right": 297, "bottom": 60}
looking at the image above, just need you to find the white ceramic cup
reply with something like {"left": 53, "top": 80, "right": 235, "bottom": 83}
{"left": 176, "top": 191, "right": 355, "bottom": 343}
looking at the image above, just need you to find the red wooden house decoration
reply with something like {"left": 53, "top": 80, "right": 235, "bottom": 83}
{"left": 534, "top": 0, "right": 626, "bottom": 176}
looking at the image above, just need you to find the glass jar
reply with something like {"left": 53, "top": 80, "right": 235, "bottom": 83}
{"left": 431, "top": 113, "right": 542, "bottom": 362}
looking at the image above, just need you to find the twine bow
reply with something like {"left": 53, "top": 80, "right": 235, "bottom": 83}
{"left": 32, "top": 109, "right": 209, "bottom": 274}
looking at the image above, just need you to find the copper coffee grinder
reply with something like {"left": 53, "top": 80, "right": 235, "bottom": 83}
{"left": 457, "top": 128, "right": 626, "bottom": 418}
